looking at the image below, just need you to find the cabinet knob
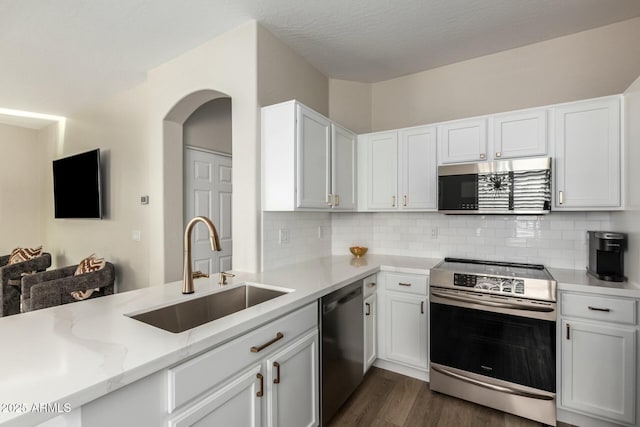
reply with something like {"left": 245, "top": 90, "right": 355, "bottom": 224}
{"left": 479, "top": 153, "right": 486, "bottom": 160}
{"left": 495, "top": 152, "right": 501, "bottom": 158}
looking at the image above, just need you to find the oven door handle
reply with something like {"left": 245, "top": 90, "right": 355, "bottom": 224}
{"left": 430, "top": 290, "right": 554, "bottom": 312}
{"left": 431, "top": 365, "right": 554, "bottom": 401}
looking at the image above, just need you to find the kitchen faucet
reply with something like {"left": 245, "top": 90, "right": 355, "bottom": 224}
{"left": 183, "top": 216, "right": 221, "bottom": 294}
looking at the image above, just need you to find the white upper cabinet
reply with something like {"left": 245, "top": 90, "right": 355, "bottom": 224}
{"left": 262, "top": 100, "right": 357, "bottom": 211}
{"left": 359, "top": 125, "right": 437, "bottom": 211}
{"left": 437, "top": 118, "right": 487, "bottom": 164}
{"left": 553, "top": 96, "right": 621, "bottom": 210}
{"left": 491, "top": 108, "right": 547, "bottom": 159}
{"left": 331, "top": 124, "right": 357, "bottom": 210}
{"left": 363, "top": 131, "right": 398, "bottom": 210}
{"left": 399, "top": 126, "right": 437, "bottom": 210}
{"left": 296, "top": 105, "right": 332, "bottom": 209}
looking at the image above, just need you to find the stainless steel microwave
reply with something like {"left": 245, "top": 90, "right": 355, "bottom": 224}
{"left": 438, "top": 157, "right": 552, "bottom": 214}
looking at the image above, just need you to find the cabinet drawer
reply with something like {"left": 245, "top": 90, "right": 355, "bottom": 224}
{"left": 384, "top": 272, "right": 428, "bottom": 295}
{"left": 562, "top": 293, "right": 636, "bottom": 325}
{"left": 168, "top": 302, "right": 317, "bottom": 412}
{"left": 363, "top": 274, "right": 377, "bottom": 298}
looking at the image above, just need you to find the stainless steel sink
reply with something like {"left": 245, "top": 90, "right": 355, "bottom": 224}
{"left": 128, "top": 284, "right": 289, "bottom": 333}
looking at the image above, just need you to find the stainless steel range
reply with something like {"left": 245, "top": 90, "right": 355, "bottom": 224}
{"left": 429, "top": 258, "right": 557, "bottom": 426}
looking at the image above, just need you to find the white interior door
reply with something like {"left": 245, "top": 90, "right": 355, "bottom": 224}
{"left": 185, "top": 147, "right": 232, "bottom": 275}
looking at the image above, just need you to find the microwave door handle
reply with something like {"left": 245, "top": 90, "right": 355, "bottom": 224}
{"left": 430, "top": 290, "right": 554, "bottom": 312}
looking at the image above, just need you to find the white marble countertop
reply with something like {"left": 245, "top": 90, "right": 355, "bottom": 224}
{"left": 550, "top": 267, "right": 640, "bottom": 298}
{"left": 3, "top": 254, "right": 638, "bottom": 426}
{"left": 0, "top": 254, "right": 438, "bottom": 427}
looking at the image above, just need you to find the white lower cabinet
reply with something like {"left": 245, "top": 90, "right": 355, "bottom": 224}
{"left": 384, "top": 292, "right": 428, "bottom": 368}
{"left": 266, "top": 330, "right": 319, "bottom": 427}
{"left": 364, "top": 293, "right": 377, "bottom": 372}
{"left": 376, "top": 272, "right": 429, "bottom": 379}
{"left": 168, "top": 364, "right": 263, "bottom": 427}
{"left": 168, "top": 303, "right": 319, "bottom": 427}
{"left": 559, "top": 292, "right": 638, "bottom": 426}
{"left": 81, "top": 303, "right": 319, "bottom": 427}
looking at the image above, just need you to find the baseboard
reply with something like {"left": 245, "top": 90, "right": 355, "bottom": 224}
{"left": 557, "top": 408, "right": 632, "bottom": 427}
{"left": 372, "top": 358, "right": 429, "bottom": 382}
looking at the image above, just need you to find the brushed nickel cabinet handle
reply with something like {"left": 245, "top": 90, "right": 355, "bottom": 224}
{"left": 367, "top": 282, "right": 376, "bottom": 288}
{"left": 559, "top": 191, "right": 564, "bottom": 205}
{"left": 398, "top": 282, "right": 412, "bottom": 287}
{"left": 566, "top": 323, "right": 570, "bottom": 340}
{"left": 327, "top": 194, "right": 333, "bottom": 207}
{"left": 273, "top": 362, "right": 281, "bottom": 384}
{"left": 256, "top": 373, "right": 264, "bottom": 397}
{"left": 392, "top": 195, "right": 396, "bottom": 207}
{"left": 421, "top": 301, "right": 424, "bottom": 314}
{"left": 495, "top": 152, "right": 501, "bottom": 158}
{"left": 365, "top": 302, "right": 371, "bottom": 316}
{"left": 588, "top": 306, "right": 611, "bottom": 312}
{"left": 479, "top": 153, "right": 486, "bottom": 159}
{"left": 403, "top": 195, "right": 407, "bottom": 207}
{"left": 251, "top": 332, "right": 284, "bottom": 353}
{"left": 334, "top": 194, "right": 340, "bottom": 207}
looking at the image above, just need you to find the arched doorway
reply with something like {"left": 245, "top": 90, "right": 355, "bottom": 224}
{"left": 162, "top": 89, "right": 231, "bottom": 282}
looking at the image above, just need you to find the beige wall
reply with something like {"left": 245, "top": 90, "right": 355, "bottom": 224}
{"left": 611, "top": 75, "right": 640, "bottom": 286}
{"left": 257, "top": 25, "right": 328, "bottom": 114}
{"left": 0, "top": 123, "right": 45, "bottom": 253}
{"left": 183, "top": 98, "right": 232, "bottom": 155}
{"left": 40, "top": 82, "right": 151, "bottom": 291}
{"left": 371, "top": 17, "right": 640, "bottom": 131}
{"left": 328, "top": 79, "right": 372, "bottom": 134}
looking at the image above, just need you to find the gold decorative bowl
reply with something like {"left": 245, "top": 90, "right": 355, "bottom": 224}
{"left": 349, "top": 246, "right": 368, "bottom": 258}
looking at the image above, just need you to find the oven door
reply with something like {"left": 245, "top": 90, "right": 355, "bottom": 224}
{"left": 438, "top": 173, "right": 478, "bottom": 212}
{"left": 429, "top": 288, "right": 556, "bottom": 393}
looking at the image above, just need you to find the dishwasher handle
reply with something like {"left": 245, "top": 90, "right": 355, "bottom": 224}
{"left": 322, "top": 285, "right": 362, "bottom": 314}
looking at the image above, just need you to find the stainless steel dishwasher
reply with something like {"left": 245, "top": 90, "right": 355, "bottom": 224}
{"left": 320, "top": 279, "right": 364, "bottom": 426}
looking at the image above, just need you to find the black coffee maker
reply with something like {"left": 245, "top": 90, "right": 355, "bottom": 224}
{"left": 587, "top": 231, "right": 627, "bottom": 282}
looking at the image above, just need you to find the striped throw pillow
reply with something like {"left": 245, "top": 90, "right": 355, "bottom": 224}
{"left": 8, "top": 246, "right": 43, "bottom": 264}
{"left": 71, "top": 254, "right": 105, "bottom": 301}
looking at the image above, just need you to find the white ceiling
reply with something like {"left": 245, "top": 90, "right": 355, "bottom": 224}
{"left": 2, "top": 0, "right": 640, "bottom": 119}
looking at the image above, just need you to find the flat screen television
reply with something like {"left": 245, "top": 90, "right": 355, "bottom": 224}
{"left": 53, "top": 149, "right": 102, "bottom": 219}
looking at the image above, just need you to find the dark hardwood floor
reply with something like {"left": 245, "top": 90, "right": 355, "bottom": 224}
{"left": 327, "top": 367, "right": 573, "bottom": 427}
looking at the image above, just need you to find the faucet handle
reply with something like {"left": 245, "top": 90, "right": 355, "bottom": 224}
{"left": 219, "top": 271, "right": 236, "bottom": 286}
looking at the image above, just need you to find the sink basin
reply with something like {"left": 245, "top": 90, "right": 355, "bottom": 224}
{"left": 128, "top": 284, "right": 289, "bottom": 333}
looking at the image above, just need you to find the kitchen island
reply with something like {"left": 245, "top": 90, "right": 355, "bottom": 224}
{"left": 0, "top": 255, "right": 438, "bottom": 427}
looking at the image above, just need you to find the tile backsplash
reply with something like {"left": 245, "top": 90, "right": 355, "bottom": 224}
{"left": 261, "top": 211, "right": 612, "bottom": 271}
{"left": 331, "top": 212, "right": 612, "bottom": 270}
{"left": 262, "top": 211, "right": 332, "bottom": 270}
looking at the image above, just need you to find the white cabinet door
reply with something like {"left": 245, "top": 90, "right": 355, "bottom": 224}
{"left": 385, "top": 292, "right": 428, "bottom": 369}
{"left": 168, "top": 365, "right": 263, "bottom": 427}
{"left": 296, "top": 104, "right": 332, "bottom": 209}
{"left": 366, "top": 131, "right": 398, "bottom": 210}
{"left": 399, "top": 126, "right": 437, "bottom": 210}
{"left": 438, "top": 118, "right": 487, "bottom": 164}
{"left": 492, "top": 109, "right": 547, "bottom": 159}
{"left": 331, "top": 124, "right": 357, "bottom": 210}
{"left": 561, "top": 320, "right": 636, "bottom": 425}
{"left": 266, "top": 330, "right": 319, "bottom": 427}
{"left": 553, "top": 97, "right": 621, "bottom": 209}
{"left": 364, "top": 293, "right": 377, "bottom": 373}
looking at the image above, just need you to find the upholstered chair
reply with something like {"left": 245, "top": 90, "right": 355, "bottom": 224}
{"left": 21, "top": 262, "right": 115, "bottom": 312}
{"left": 0, "top": 253, "right": 52, "bottom": 316}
